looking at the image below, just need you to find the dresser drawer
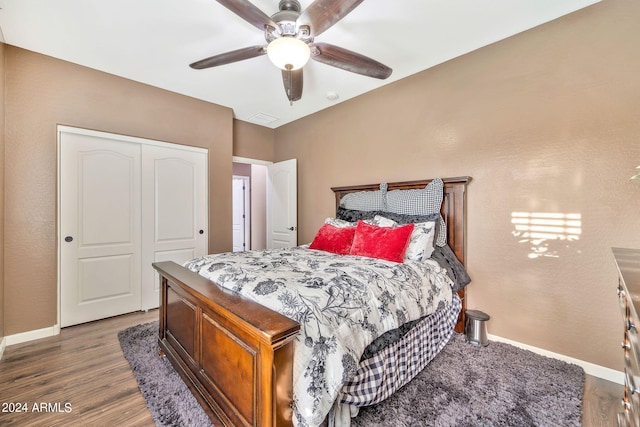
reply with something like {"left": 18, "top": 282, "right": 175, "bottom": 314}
{"left": 624, "top": 374, "right": 640, "bottom": 427}
{"left": 624, "top": 364, "right": 640, "bottom": 403}
{"left": 628, "top": 312, "right": 639, "bottom": 345}
{"left": 625, "top": 353, "right": 640, "bottom": 394}
{"left": 625, "top": 320, "right": 640, "bottom": 370}
{"left": 613, "top": 248, "right": 640, "bottom": 427}
{"left": 618, "top": 409, "right": 631, "bottom": 427}
{"left": 624, "top": 304, "right": 640, "bottom": 426}
{"left": 620, "top": 281, "right": 630, "bottom": 318}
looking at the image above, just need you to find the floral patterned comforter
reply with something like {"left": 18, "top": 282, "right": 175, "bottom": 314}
{"left": 184, "top": 246, "right": 453, "bottom": 427}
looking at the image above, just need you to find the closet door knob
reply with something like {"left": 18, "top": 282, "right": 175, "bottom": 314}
{"left": 65, "top": 236, "right": 73, "bottom": 242}
{"left": 199, "top": 230, "right": 204, "bottom": 235}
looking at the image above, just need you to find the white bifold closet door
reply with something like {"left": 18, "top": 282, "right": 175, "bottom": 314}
{"left": 59, "top": 126, "right": 207, "bottom": 327}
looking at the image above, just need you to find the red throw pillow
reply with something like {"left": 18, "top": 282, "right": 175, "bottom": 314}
{"left": 350, "top": 221, "right": 415, "bottom": 263}
{"left": 309, "top": 223, "right": 356, "bottom": 255}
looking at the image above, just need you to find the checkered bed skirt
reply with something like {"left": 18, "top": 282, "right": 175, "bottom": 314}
{"left": 340, "top": 294, "right": 462, "bottom": 406}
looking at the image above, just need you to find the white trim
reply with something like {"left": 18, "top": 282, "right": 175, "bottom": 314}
{"left": 5, "top": 324, "right": 61, "bottom": 347}
{"left": 0, "top": 337, "right": 6, "bottom": 360}
{"left": 232, "top": 156, "right": 273, "bottom": 166}
{"left": 58, "top": 125, "right": 208, "bottom": 154}
{"left": 488, "top": 333, "right": 624, "bottom": 385}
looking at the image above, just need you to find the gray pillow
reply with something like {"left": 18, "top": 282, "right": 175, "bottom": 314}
{"left": 339, "top": 183, "right": 388, "bottom": 211}
{"left": 385, "top": 178, "right": 447, "bottom": 247}
{"left": 336, "top": 207, "right": 439, "bottom": 226}
{"left": 430, "top": 244, "right": 471, "bottom": 292}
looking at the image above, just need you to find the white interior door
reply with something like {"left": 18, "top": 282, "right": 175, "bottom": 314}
{"left": 141, "top": 144, "right": 208, "bottom": 310}
{"left": 59, "top": 131, "right": 142, "bottom": 327}
{"left": 267, "top": 159, "right": 297, "bottom": 249}
{"left": 232, "top": 176, "right": 250, "bottom": 252}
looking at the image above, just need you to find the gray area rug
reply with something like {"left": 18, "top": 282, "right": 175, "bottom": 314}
{"left": 118, "top": 321, "right": 584, "bottom": 426}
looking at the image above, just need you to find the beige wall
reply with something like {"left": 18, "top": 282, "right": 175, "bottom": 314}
{"left": 233, "top": 119, "right": 275, "bottom": 162}
{"left": 3, "top": 46, "right": 234, "bottom": 335}
{"left": 274, "top": 0, "right": 640, "bottom": 371}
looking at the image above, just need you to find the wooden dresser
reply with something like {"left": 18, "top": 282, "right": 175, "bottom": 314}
{"left": 613, "top": 247, "right": 640, "bottom": 427}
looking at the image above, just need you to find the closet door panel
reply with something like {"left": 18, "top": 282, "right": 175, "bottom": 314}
{"left": 141, "top": 145, "right": 208, "bottom": 310}
{"left": 59, "top": 131, "right": 142, "bottom": 327}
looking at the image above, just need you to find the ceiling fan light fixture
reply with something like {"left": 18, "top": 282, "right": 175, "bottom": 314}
{"left": 267, "top": 37, "right": 310, "bottom": 70}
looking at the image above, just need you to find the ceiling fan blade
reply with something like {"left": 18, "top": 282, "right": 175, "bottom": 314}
{"left": 311, "top": 42, "right": 392, "bottom": 79}
{"left": 215, "top": 0, "right": 278, "bottom": 31}
{"left": 282, "top": 68, "right": 303, "bottom": 103}
{"left": 297, "top": 0, "right": 364, "bottom": 37}
{"left": 190, "top": 45, "right": 266, "bottom": 69}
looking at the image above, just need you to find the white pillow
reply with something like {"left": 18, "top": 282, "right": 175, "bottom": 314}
{"left": 324, "top": 217, "right": 354, "bottom": 228}
{"left": 407, "top": 221, "right": 437, "bottom": 260}
{"left": 367, "top": 215, "right": 395, "bottom": 227}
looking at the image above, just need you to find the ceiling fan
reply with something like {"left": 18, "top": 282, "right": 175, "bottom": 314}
{"left": 190, "top": 0, "right": 393, "bottom": 104}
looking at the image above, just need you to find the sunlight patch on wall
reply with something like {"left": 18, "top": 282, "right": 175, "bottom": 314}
{"left": 511, "top": 212, "right": 582, "bottom": 259}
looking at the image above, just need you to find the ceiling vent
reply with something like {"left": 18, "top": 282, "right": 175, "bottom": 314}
{"left": 248, "top": 112, "right": 280, "bottom": 126}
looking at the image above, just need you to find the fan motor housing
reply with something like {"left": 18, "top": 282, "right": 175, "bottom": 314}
{"left": 272, "top": 0, "right": 303, "bottom": 35}
{"left": 268, "top": 0, "right": 310, "bottom": 41}
{"left": 278, "top": 1, "right": 301, "bottom": 12}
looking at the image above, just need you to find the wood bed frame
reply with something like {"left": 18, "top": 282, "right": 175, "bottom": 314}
{"left": 152, "top": 176, "right": 470, "bottom": 427}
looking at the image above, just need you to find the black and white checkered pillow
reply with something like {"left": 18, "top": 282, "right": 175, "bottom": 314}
{"left": 385, "top": 178, "right": 447, "bottom": 246}
{"left": 339, "top": 183, "right": 388, "bottom": 212}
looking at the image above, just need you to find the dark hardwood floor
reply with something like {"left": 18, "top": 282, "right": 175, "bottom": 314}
{"left": 0, "top": 310, "right": 623, "bottom": 426}
{"left": 0, "top": 310, "right": 157, "bottom": 426}
{"left": 583, "top": 374, "right": 623, "bottom": 427}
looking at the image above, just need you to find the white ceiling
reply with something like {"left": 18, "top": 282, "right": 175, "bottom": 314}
{"left": 0, "top": 0, "right": 599, "bottom": 128}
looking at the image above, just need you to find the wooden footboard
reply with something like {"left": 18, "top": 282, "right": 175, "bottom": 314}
{"left": 153, "top": 261, "right": 300, "bottom": 427}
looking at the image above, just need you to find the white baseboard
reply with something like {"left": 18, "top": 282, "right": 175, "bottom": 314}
{"left": 5, "top": 324, "right": 61, "bottom": 347}
{"left": 0, "top": 336, "right": 6, "bottom": 360}
{"left": 488, "top": 333, "right": 624, "bottom": 385}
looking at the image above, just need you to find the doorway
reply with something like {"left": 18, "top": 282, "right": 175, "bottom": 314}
{"left": 232, "top": 160, "right": 269, "bottom": 251}
{"left": 232, "top": 175, "right": 250, "bottom": 252}
{"left": 233, "top": 157, "right": 299, "bottom": 251}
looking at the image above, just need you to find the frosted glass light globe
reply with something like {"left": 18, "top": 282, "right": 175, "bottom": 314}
{"left": 267, "top": 37, "right": 311, "bottom": 70}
